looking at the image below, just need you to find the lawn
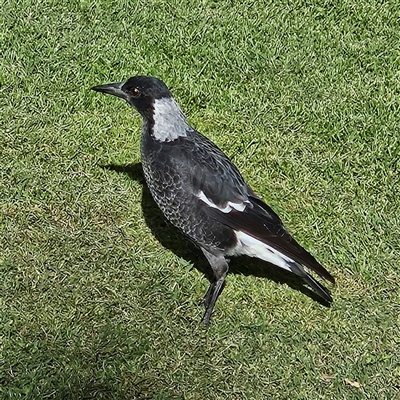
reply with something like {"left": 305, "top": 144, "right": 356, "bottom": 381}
{"left": 1, "top": 0, "right": 399, "bottom": 398}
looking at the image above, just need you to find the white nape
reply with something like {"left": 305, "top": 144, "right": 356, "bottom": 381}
{"left": 151, "top": 97, "right": 189, "bottom": 142}
{"left": 230, "top": 230, "right": 295, "bottom": 272}
{"left": 197, "top": 190, "right": 247, "bottom": 213}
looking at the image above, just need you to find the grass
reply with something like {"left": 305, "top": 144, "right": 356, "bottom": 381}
{"left": 1, "top": 0, "right": 399, "bottom": 398}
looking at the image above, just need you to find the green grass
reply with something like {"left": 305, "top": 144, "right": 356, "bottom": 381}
{"left": 1, "top": 0, "right": 399, "bottom": 398}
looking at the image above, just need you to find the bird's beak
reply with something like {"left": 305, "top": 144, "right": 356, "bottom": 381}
{"left": 91, "top": 81, "right": 126, "bottom": 99}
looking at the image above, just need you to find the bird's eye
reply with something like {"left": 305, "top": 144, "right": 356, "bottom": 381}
{"left": 131, "top": 88, "right": 141, "bottom": 98}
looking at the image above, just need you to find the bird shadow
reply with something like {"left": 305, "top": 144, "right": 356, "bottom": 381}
{"left": 101, "top": 162, "right": 331, "bottom": 307}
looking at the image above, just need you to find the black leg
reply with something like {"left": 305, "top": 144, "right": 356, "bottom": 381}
{"left": 202, "top": 281, "right": 215, "bottom": 309}
{"left": 200, "top": 248, "right": 229, "bottom": 325}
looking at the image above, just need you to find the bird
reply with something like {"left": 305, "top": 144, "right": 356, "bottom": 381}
{"left": 91, "top": 76, "right": 335, "bottom": 324}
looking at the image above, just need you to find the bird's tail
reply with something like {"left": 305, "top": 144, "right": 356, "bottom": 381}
{"left": 287, "top": 261, "right": 333, "bottom": 304}
{"left": 301, "top": 273, "right": 333, "bottom": 304}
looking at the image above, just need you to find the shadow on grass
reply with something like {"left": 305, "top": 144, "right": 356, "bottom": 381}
{"left": 101, "top": 162, "right": 331, "bottom": 308}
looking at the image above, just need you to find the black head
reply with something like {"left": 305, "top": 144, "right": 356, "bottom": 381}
{"left": 91, "top": 75, "right": 172, "bottom": 117}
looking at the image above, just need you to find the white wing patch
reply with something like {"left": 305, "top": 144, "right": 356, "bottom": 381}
{"left": 229, "top": 230, "right": 298, "bottom": 272}
{"left": 197, "top": 190, "right": 247, "bottom": 213}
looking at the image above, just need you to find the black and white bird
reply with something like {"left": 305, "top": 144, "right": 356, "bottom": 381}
{"left": 92, "top": 76, "right": 335, "bottom": 324}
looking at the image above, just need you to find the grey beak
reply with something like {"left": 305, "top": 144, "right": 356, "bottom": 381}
{"left": 91, "top": 81, "right": 126, "bottom": 99}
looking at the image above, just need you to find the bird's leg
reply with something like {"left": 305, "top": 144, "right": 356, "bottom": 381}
{"left": 200, "top": 249, "right": 229, "bottom": 325}
{"left": 202, "top": 279, "right": 225, "bottom": 325}
{"left": 202, "top": 282, "right": 215, "bottom": 309}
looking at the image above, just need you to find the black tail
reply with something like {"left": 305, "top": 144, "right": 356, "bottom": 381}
{"left": 302, "top": 273, "right": 333, "bottom": 304}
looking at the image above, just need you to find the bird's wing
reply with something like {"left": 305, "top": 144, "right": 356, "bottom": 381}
{"left": 205, "top": 195, "right": 335, "bottom": 283}
{"left": 187, "top": 132, "right": 250, "bottom": 207}
{"left": 184, "top": 131, "right": 334, "bottom": 283}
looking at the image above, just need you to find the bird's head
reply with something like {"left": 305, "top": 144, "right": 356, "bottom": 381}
{"left": 91, "top": 75, "right": 172, "bottom": 118}
{"left": 92, "top": 75, "right": 189, "bottom": 141}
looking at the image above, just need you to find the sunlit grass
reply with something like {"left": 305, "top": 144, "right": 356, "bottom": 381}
{"left": 1, "top": 0, "right": 399, "bottom": 398}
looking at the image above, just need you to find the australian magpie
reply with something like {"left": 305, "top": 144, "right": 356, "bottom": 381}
{"left": 92, "top": 76, "right": 335, "bottom": 324}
